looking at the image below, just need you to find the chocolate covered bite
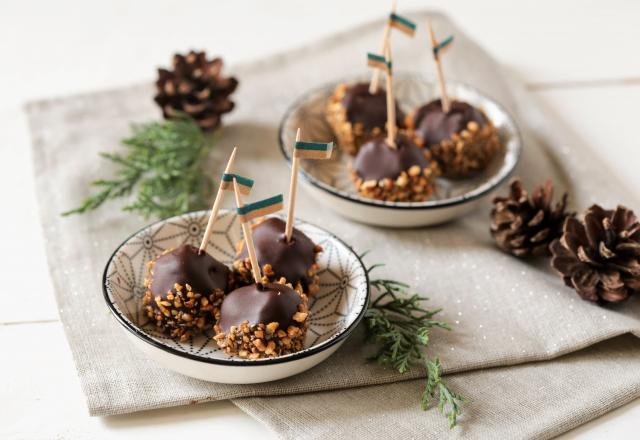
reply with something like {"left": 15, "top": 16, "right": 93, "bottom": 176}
{"left": 326, "top": 82, "right": 405, "bottom": 155}
{"left": 214, "top": 281, "right": 309, "bottom": 358}
{"left": 234, "top": 217, "right": 322, "bottom": 294}
{"left": 351, "top": 133, "right": 438, "bottom": 202}
{"left": 142, "top": 244, "right": 230, "bottom": 341}
{"left": 406, "top": 99, "right": 501, "bottom": 178}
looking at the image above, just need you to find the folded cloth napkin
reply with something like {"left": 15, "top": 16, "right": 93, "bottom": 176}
{"left": 26, "top": 10, "right": 640, "bottom": 438}
{"left": 234, "top": 335, "right": 640, "bottom": 439}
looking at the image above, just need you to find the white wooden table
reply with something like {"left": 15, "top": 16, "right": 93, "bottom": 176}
{"left": 1, "top": 1, "right": 639, "bottom": 438}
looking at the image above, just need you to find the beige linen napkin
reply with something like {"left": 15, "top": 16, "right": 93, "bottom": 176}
{"left": 27, "top": 11, "right": 640, "bottom": 436}
{"left": 235, "top": 335, "right": 640, "bottom": 439}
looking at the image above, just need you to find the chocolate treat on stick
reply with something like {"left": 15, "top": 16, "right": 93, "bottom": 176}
{"left": 142, "top": 244, "right": 230, "bottom": 341}
{"left": 214, "top": 282, "right": 309, "bottom": 358}
{"left": 325, "top": 3, "right": 415, "bottom": 155}
{"left": 351, "top": 134, "right": 437, "bottom": 202}
{"left": 326, "top": 82, "right": 404, "bottom": 155}
{"left": 234, "top": 131, "right": 327, "bottom": 294}
{"left": 215, "top": 182, "right": 309, "bottom": 359}
{"left": 142, "top": 152, "right": 253, "bottom": 341}
{"left": 352, "top": 44, "right": 438, "bottom": 202}
{"left": 406, "top": 20, "right": 502, "bottom": 178}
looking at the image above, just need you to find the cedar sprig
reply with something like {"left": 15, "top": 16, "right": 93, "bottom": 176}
{"left": 62, "top": 114, "right": 214, "bottom": 219}
{"left": 423, "top": 358, "right": 465, "bottom": 429}
{"left": 366, "top": 278, "right": 449, "bottom": 373}
{"left": 364, "top": 258, "right": 464, "bottom": 428}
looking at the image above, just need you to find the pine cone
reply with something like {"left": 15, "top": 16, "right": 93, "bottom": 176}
{"left": 490, "top": 179, "right": 572, "bottom": 257}
{"left": 154, "top": 51, "right": 238, "bottom": 131}
{"left": 550, "top": 205, "right": 640, "bottom": 304}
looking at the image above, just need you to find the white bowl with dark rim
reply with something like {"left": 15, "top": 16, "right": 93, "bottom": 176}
{"left": 279, "top": 73, "right": 522, "bottom": 227}
{"left": 103, "top": 210, "right": 369, "bottom": 384}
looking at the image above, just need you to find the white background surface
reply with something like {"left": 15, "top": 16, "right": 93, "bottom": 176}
{"left": 1, "top": 0, "right": 639, "bottom": 438}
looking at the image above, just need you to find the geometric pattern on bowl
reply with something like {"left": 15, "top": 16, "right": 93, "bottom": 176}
{"left": 279, "top": 73, "right": 522, "bottom": 208}
{"left": 103, "top": 210, "right": 369, "bottom": 363}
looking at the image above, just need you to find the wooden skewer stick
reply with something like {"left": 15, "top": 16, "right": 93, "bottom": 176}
{"left": 369, "top": 0, "right": 397, "bottom": 94}
{"left": 384, "top": 42, "right": 397, "bottom": 148}
{"left": 427, "top": 19, "right": 451, "bottom": 113}
{"left": 232, "top": 178, "right": 262, "bottom": 284}
{"left": 284, "top": 128, "right": 301, "bottom": 243}
{"left": 198, "top": 147, "right": 237, "bottom": 254}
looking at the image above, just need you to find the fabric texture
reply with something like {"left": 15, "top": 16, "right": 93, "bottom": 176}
{"left": 26, "top": 11, "right": 640, "bottom": 437}
{"left": 234, "top": 335, "right": 640, "bottom": 439}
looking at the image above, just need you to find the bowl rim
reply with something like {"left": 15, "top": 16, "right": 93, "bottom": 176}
{"left": 278, "top": 73, "right": 522, "bottom": 211}
{"left": 102, "top": 210, "right": 371, "bottom": 367}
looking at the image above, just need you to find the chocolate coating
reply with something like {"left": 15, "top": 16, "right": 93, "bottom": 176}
{"left": 353, "top": 135, "right": 428, "bottom": 181}
{"left": 150, "top": 244, "right": 229, "bottom": 298}
{"left": 342, "top": 82, "right": 404, "bottom": 130}
{"left": 413, "top": 99, "right": 487, "bottom": 146}
{"left": 238, "top": 217, "right": 316, "bottom": 288}
{"left": 219, "top": 283, "right": 302, "bottom": 331}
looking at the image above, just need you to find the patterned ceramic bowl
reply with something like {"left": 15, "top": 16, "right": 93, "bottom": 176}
{"left": 103, "top": 210, "right": 369, "bottom": 384}
{"left": 279, "top": 74, "right": 522, "bottom": 227}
